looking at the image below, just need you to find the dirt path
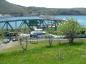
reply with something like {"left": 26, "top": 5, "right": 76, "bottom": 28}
{"left": 0, "top": 41, "right": 18, "bottom": 51}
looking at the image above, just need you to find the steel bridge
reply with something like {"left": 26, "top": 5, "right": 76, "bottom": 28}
{"left": 0, "top": 16, "right": 64, "bottom": 32}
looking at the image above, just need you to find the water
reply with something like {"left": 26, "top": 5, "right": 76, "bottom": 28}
{"left": 56, "top": 15, "right": 86, "bottom": 26}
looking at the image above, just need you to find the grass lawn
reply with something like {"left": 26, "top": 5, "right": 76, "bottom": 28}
{"left": 0, "top": 39, "right": 86, "bottom": 64}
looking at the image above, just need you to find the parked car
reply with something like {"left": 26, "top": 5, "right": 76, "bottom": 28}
{"left": 3, "top": 39, "right": 10, "bottom": 43}
{"left": 78, "top": 34, "right": 86, "bottom": 38}
{"left": 30, "top": 30, "right": 46, "bottom": 38}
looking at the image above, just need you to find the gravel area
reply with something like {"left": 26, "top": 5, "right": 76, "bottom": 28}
{"left": 0, "top": 41, "right": 18, "bottom": 50}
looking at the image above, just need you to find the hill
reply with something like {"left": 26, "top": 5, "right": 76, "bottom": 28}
{"left": 26, "top": 7, "right": 86, "bottom": 15}
{"left": 0, "top": 0, "right": 28, "bottom": 16}
{"left": 0, "top": 0, "right": 86, "bottom": 16}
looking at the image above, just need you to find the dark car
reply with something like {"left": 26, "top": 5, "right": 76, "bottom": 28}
{"left": 77, "top": 34, "right": 86, "bottom": 38}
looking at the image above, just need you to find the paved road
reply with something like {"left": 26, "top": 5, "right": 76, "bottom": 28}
{"left": 26, "top": 38, "right": 68, "bottom": 41}
{"left": 0, "top": 38, "right": 85, "bottom": 51}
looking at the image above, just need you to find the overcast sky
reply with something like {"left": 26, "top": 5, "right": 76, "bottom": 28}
{"left": 6, "top": 0, "right": 86, "bottom": 8}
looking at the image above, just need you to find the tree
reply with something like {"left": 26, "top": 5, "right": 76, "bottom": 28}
{"left": 80, "top": 27, "right": 86, "bottom": 34}
{"left": 48, "top": 34, "right": 53, "bottom": 47}
{"left": 58, "top": 18, "right": 81, "bottom": 43}
{"left": 18, "top": 34, "right": 29, "bottom": 52}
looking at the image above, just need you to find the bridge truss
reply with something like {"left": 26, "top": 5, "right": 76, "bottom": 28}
{"left": 0, "top": 16, "right": 64, "bottom": 33}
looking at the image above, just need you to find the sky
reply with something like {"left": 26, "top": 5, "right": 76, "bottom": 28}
{"left": 6, "top": 0, "right": 86, "bottom": 8}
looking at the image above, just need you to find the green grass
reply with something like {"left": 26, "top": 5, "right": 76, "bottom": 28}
{"left": 0, "top": 39, "right": 86, "bottom": 64}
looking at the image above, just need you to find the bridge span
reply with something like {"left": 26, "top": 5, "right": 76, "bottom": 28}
{"left": 0, "top": 16, "right": 64, "bottom": 32}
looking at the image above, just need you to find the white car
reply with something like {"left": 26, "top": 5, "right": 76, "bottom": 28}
{"left": 49, "top": 34, "right": 58, "bottom": 38}
{"left": 48, "top": 34, "right": 65, "bottom": 39}
{"left": 3, "top": 39, "right": 10, "bottom": 43}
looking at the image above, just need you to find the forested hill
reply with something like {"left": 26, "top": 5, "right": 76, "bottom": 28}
{"left": 0, "top": 0, "right": 28, "bottom": 16}
{"left": 26, "top": 7, "right": 86, "bottom": 15}
{"left": 0, "top": 0, "right": 86, "bottom": 16}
